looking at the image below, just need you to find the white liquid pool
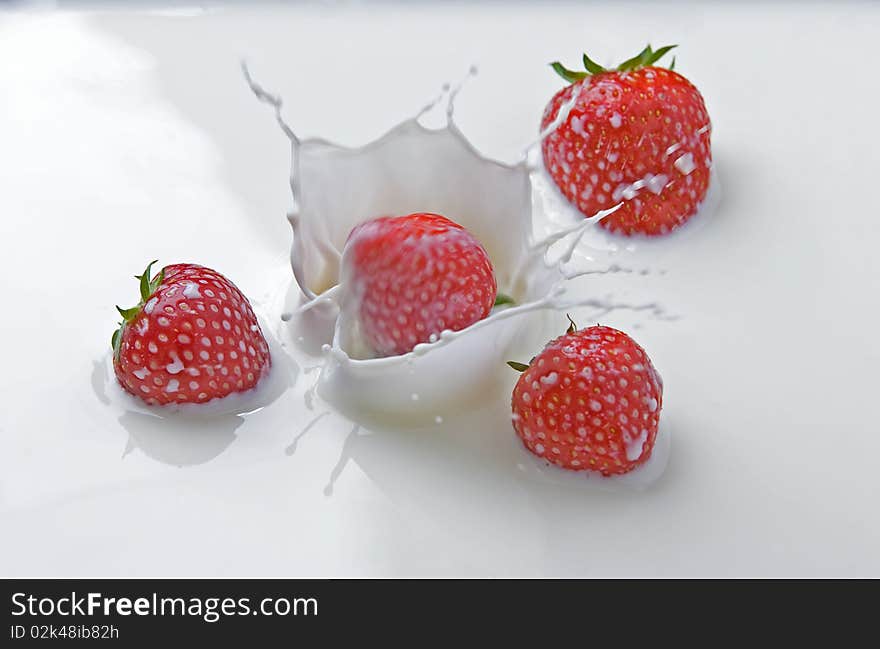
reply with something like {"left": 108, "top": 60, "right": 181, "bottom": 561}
{"left": 0, "top": 3, "right": 878, "bottom": 577}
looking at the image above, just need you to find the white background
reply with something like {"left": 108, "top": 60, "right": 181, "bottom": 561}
{"left": 1, "top": 2, "right": 878, "bottom": 577}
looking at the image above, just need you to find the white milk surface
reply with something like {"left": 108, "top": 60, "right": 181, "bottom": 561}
{"left": 1, "top": 3, "right": 878, "bottom": 577}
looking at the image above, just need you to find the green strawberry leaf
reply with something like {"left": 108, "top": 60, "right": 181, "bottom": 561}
{"left": 550, "top": 61, "right": 588, "bottom": 84}
{"left": 617, "top": 44, "right": 651, "bottom": 71}
{"left": 553, "top": 44, "right": 681, "bottom": 84}
{"left": 149, "top": 267, "right": 165, "bottom": 296}
{"left": 138, "top": 259, "right": 158, "bottom": 302}
{"left": 582, "top": 52, "right": 606, "bottom": 74}
{"left": 647, "top": 44, "right": 677, "bottom": 65}
{"left": 507, "top": 361, "right": 530, "bottom": 373}
{"left": 111, "top": 259, "right": 164, "bottom": 354}
{"left": 111, "top": 320, "right": 126, "bottom": 360}
{"left": 116, "top": 305, "right": 140, "bottom": 321}
{"left": 494, "top": 293, "right": 515, "bottom": 307}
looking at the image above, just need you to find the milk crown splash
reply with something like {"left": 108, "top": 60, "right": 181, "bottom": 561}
{"left": 243, "top": 65, "right": 685, "bottom": 421}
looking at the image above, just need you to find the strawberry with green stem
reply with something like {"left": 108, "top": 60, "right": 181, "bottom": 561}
{"left": 112, "top": 261, "right": 271, "bottom": 406}
{"left": 542, "top": 44, "right": 712, "bottom": 236}
{"left": 509, "top": 316, "right": 662, "bottom": 476}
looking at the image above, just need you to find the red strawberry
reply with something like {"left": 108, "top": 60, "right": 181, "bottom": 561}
{"left": 509, "top": 320, "right": 662, "bottom": 476}
{"left": 344, "top": 213, "right": 499, "bottom": 356}
{"left": 112, "top": 261, "right": 271, "bottom": 406}
{"left": 541, "top": 45, "right": 712, "bottom": 236}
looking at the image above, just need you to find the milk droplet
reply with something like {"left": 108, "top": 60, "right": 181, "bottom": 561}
{"left": 674, "top": 152, "right": 696, "bottom": 175}
{"left": 183, "top": 282, "right": 201, "bottom": 299}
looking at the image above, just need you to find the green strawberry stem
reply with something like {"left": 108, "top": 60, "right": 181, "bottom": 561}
{"left": 506, "top": 314, "right": 579, "bottom": 372}
{"left": 550, "top": 43, "right": 678, "bottom": 84}
{"left": 111, "top": 260, "right": 164, "bottom": 359}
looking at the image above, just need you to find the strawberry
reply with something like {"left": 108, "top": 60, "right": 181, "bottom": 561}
{"left": 344, "top": 213, "right": 499, "bottom": 356}
{"left": 541, "top": 44, "right": 712, "bottom": 236}
{"left": 509, "top": 319, "right": 662, "bottom": 476}
{"left": 112, "top": 261, "right": 271, "bottom": 406}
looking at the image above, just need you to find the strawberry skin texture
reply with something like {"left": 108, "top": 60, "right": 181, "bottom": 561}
{"left": 541, "top": 67, "right": 711, "bottom": 236}
{"left": 114, "top": 264, "right": 271, "bottom": 405}
{"left": 345, "top": 213, "right": 497, "bottom": 356}
{"left": 511, "top": 326, "right": 662, "bottom": 476}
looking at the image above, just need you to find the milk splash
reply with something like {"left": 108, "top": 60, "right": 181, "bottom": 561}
{"left": 244, "top": 65, "right": 673, "bottom": 423}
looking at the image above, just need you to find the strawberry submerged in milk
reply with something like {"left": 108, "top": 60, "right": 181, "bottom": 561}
{"left": 343, "top": 213, "right": 500, "bottom": 356}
